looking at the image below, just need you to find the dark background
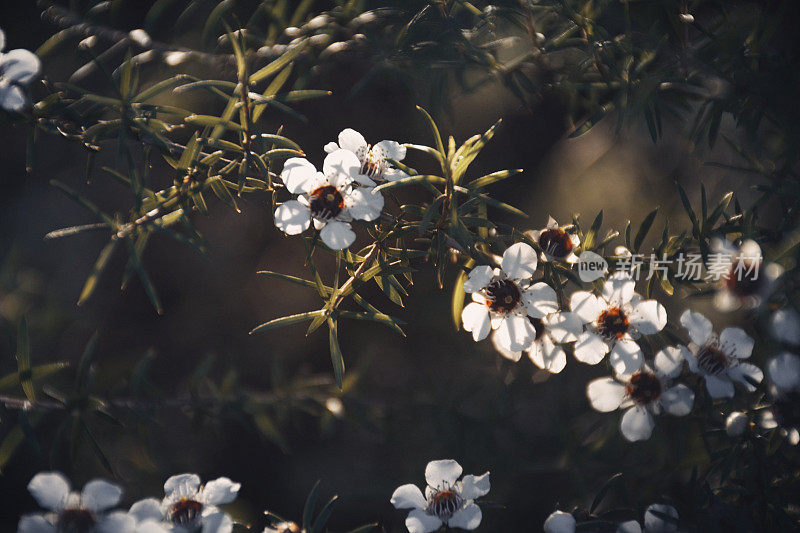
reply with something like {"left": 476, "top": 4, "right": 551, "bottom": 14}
{"left": 0, "top": 1, "right": 767, "bottom": 531}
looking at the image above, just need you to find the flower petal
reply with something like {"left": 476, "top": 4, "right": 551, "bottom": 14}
{"left": 374, "top": 140, "right": 406, "bottom": 161}
{"left": 129, "top": 498, "right": 164, "bottom": 523}
{"left": 491, "top": 332, "right": 522, "bottom": 361}
{"left": 27, "top": 472, "right": 70, "bottom": 512}
{"left": 630, "top": 300, "right": 667, "bottom": 335}
{"left": 728, "top": 362, "right": 763, "bottom": 391}
{"left": 719, "top": 327, "right": 754, "bottom": 359}
{"left": 274, "top": 200, "right": 311, "bottom": 236}
{"left": 569, "top": 291, "right": 601, "bottom": 323}
{"left": 609, "top": 338, "right": 644, "bottom": 376}
{"left": 201, "top": 477, "right": 240, "bottom": 505}
{"left": 280, "top": 158, "right": 317, "bottom": 194}
{"left": 644, "top": 503, "right": 678, "bottom": 533}
{"left": 337, "top": 128, "right": 367, "bottom": 153}
{"left": 616, "top": 520, "right": 642, "bottom": 533}
{"left": 587, "top": 377, "right": 627, "bottom": 412}
{"left": 164, "top": 473, "right": 201, "bottom": 499}
{"left": 405, "top": 508, "right": 443, "bottom": 533}
{"left": 602, "top": 271, "right": 635, "bottom": 305}
{"left": 323, "top": 141, "right": 339, "bottom": 153}
{"left": 495, "top": 314, "right": 536, "bottom": 352}
{"left": 462, "top": 302, "right": 491, "bottom": 342}
{"left": 345, "top": 188, "right": 384, "bottom": 221}
{"left": 653, "top": 346, "right": 684, "bottom": 380}
{"left": 201, "top": 510, "right": 233, "bottom": 533}
{"left": 425, "top": 459, "right": 463, "bottom": 488}
{"left": 660, "top": 384, "right": 694, "bottom": 416}
{"left": 82, "top": 479, "right": 123, "bottom": 513}
{"left": 0, "top": 84, "right": 26, "bottom": 112}
{"left": 521, "top": 282, "right": 559, "bottom": 318}
{"left": 96, "top": 511, "right": 136, "bottom": 533}
{"left": 574, "top": 331, "right": 609, "bottom": 365}
{"left": 770, "top": 308, "right": 800, "bottom": 345}
{"left": 463, "top": 265, "right": 493, "bottom": 293}
{"left": 704, "top": 375, "right": 735, "bottom": 398}
{"left": 545, "top": 312, "right": 582, "bottom": 343}
{"left": 323, "top": 149, "right": 361, "bottom": 180}
{"left": 620, "top": 406, "right": 655, "bottom": 441}
{"left": 459, "top": 472, "right": 490, "bottom": 500}
{"left": 767, "top": 351, "right": 800, "bottom": 392}
{"left": 17, "top": 515, "right": 55, "bottom": 533}
{"left": 320, "top": 220, "right": 356, "bottom": 250}
{"left": 530, "top": 337, "right": 567, "bottom": 373}
{"left": 680, "top": 309, "right": 713, "bottom": 346}
{"left": 500, "top": 243, "right": 538, "bottom": 280}
{"left": 390, "top": 484, "right": 426, "bottom": 510}
{"left": 543, "top": 510, "right": 576, "bottom": 533}
{"left": 2, "top": 48, "right": 41, "bottom": 84}
{"left": 447, "top": 503, "right": 482, "bottom": 530}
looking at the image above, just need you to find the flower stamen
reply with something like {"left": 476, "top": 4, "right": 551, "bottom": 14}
{"left": 169, "top": 498, "right": 204, "bottom": 527}
{"left": 626, "top": 371, "right": 662, "bottom": 405}
{"left": 485, "top": 279, "right": 521, "bottom": 314}
{"left": 426, "top": 488, "right": 463, "bottom": 520}
{"left": 309, "top": 185, "right": 345, "bottom": 220}
{"left": 697, "top": 343, "right": 729, "bottom": 375}
{"left": 597, "top": 307, "right": 630, "bottom": 339}
{"left": 538, "top": 228, "right": 574, "bottom": 258}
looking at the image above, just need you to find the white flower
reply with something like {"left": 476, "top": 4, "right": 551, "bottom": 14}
{"left": 616, "top": 504, "right": 679, "bottom": 533}
{"left": 587, "top": 347, "right": 694, "bottom": 441}
{"left": 324, "top": 128, "right": 407, "bottom": 182}
{"left": 570, "top": 272, "right": 667, "bottom": 375}
{"left": 710, "top": 239, "right": 782, "bottom": 311}
{"left": 526, "top": 216, "right": 580, "bottom": 263}
{"left": 543, "top": 510, "right": 575, "bottom": 533}
{"left": 679, "top": 309, "right": 763, "bottom": 398}
{"left": 274, "top": 149, "right": 384, "bottom": 250}
{"left": 18, "top": 472, "right": 126, "bottom": 533}
{"left": 769, "top": 307, "right": 800, "bottom": 346}
{"left": 390, "top": 459, "right": 490, "bottom": 533}
{"left": 0, "top": 29, "right": 41, "bottom": 112}
{"left": 128, "top": 474, "right": 239, "bottom": 533}
{"left": 489, "top": 287, "right": 583, "bottom": 374}
{"left": 725, "top": 411, "right": 748, "bottom": 437}
{"left": 461, "top": 243, "right": 553, "bottom": 352}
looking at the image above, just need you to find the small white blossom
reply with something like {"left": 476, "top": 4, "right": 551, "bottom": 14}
{"left": 543, "top": 510, "right": 575, "bottom": 533}
{"left": 390, "top": 459, "right": 490, "bottom": 533}
{"left": 461, "top": 243, "right": 554, "bottom": 352}
{"left": 324, "top": 128, "right": 407, "bottom": 182}
{"left": 725, "top": 411, "right": 748, "bottom": 437}
{"left": 769, "top": 307, "right": 800, "bottom": 346}
{"left": 570, "top": 272, "right": 667, "bottom": 375}
{"left": 18, "top": 472, "right": 126, "bottom": 533}
{"left": 0, "top": 29, "right": 41, "bottom": 112}
{"left": 526, "top": 216, "right": 580, "bottom": 263}
{"left": 587, "top": 347, "right": 694, "bottom": 441}
{"left": 275, "top": 149, "right": 384, "bottom": 250}
{"left": 128, "top": 473, "right": 240, "bottom": 533}
{"left": 710, "top": 239, "right": 782, "bottom": 311}
{"left": 679, "top": 309, "right": 763, "bottom": 398}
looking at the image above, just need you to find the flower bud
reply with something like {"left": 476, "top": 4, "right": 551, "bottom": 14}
{"left": 544, "top": 510, "right": 575, "bottom": 533}
{"left": 726, "top": 411, "right": 748, "bottom": 437}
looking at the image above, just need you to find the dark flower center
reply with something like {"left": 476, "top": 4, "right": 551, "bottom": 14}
{"left": 309, "top": 185, "right": 344, "bottom": 220}
{"left": 538, "top": 228, "right": 573, "bottom": 258}
{"left": 597, "top": 307, "right": 629, "bottom": 339}
{"left": 170, "top": 498, "right": 204, "bottom": 527}
{"left": 626, "top": 370, "right": 663, "bottom": 405}
{"left": 57, "top": 508, "right": 95, "bottom": 533}
{"left": 772, "top": 391, "right": 800, "bottom": 430}
{"left": 725, "top": 260, "right": 764, "bottom": 297}
{"left": 426, "top": 489, "right": 463, "bottom": 520}
{"left": 697, "top": 344, "right": 729, "bottom": 375}
{"left": 485, "top": 279, "right": 521, "bottom": 314}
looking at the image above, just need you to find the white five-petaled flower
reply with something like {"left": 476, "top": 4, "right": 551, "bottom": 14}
{"left": 127, "top": 473, "right": 240, "bottom": 533}
{"left": 616, "top": 504, "right": 679, "bottom": 533}
{"left": 0, "top": 29, "right": 41, "bottom": 112}
{"left": 570, "top": 272, "right": 667, "bottom": 375}
{"left": 710, "top": 238, "right": 782, "bottom": 312}
{"left": 274, "top": 149, "right": 384, "bottom": 250}
{"left": 461, "top": 243, "right": 557, "bottom": 352}
{"left": 526, "top": 216, "right": 580, "bottom": 263}
{"left": 489, "top": 284, "right": 583, "bottom": 373}
{"left": 324, "top": 128, "right": 407, "bottom": 182}
{"left": 18, "top": 472, "right": 126, "bottom": 533}
{"left": 679, "top": 309, "right": 763, "bottom": 398}
{"left": 587, "top": 347, "right": 694, "bottom": 441}
{"left": 390, "top": 459, "right": 490, "bottom": 533}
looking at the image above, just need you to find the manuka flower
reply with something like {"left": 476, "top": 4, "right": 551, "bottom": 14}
{"left": 526, "top": 216, "right": 580, "bottom": 263}
{"left": 324, "top": 128, "right": 407, "bottom": 182}
{"left": 679, "top": 309, "right": 763, "bottom": 398}
{"left": 391, "top": 459, "right": 489, "bottom": 533}
{"left": 18, "top": 472, "right": 126, "bottom": 533}
{"left": 710, "top": 239, "right": 782, "bottom": 311}
{"left": 274, "top": 149, "right": 384, "bottom": 250}
{"left": 0, "top": 29, "right": 41, "bottom": 112}
{"left": 761, "top": 351, "right": 800, "bottom": 445}
{"left": 587, "top": 347, "right": 694, "bottom": 441}
{"left": 461, "top": 243, "right": 556, "bottom": 352}
{"left": 128, "top": 473, "right": 240, "bottom": 533}
{"left": 570, "top": 272, "right": 667, "bottom": 375}
{"left": 489, "top": 283, "right": 583, "bottom": 374}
